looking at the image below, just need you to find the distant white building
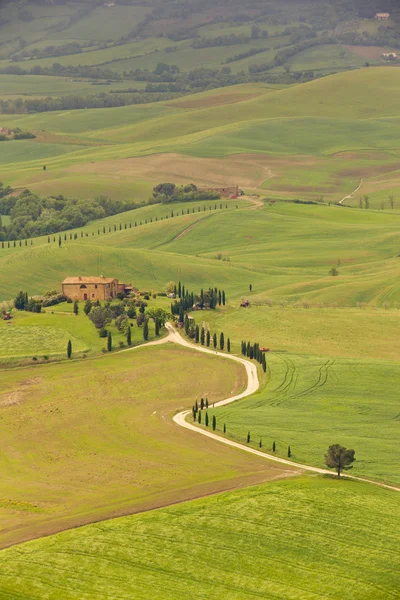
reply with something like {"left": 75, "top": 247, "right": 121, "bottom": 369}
{"left": 375, "top": 12, "right": 390, "bottom": 20}
{"left": 382, "top": 52, "right": 398, "bottom": 60}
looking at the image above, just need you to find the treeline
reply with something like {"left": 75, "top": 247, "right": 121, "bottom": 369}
{"left": 225, "top": 47, "right": 269, "bottom": 64}
{"left": 11, "top": 42, "right": 83, "bottom": 62}
{"left": 1, "top": 200, "right": 231, "bottom": 245}
{"left": 171, "top": 284, "right": 226, "bottom": 319}
{"left": 0, "top": 190, "right": 136, "bottom": 240}
{"left": 0, "top": 91, "right": 180, "bottom": 114}
{"left": 192, "top": 26, "right": 268, "bottom": 49}
{"left": 249, "top": 38, "right": 337, "bottom": 74}
{"left": 241, "top": 340, "right": 267, "bottom": 372}
{"left": 150, "top": 183, "right": 220, "bottom": 205}
{"left": 0, "top": 63, "right": 122, "bottom": 81}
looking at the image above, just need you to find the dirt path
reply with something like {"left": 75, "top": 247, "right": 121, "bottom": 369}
{"left": 339, "top": 178, "right": 365, "bottom": 205}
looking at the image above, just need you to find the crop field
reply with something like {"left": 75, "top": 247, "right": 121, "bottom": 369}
{"left": 0, "top": 477, "right": 398, "bottom": 599}
{"left": 0, "top": 344, "right": 288, "bottom": 549}
{"left": 208, "top": 352, "right": 400, "bottom": 484}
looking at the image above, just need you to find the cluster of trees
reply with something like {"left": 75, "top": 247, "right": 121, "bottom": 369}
{"left": 14, "top": 290, "right": 43, "bottom": 313}
{"left": 151, "top": 183, "right": 220, "bottom": 205}
{"left": 0, "top": 191, "right": 136, "bottom": 240}
{"left": 170, "top": 283, "right": 226, "bottom": 318}
{"left": 0, "top": 128, "right": 35, "bottom": 140}
{"left": 0, "top": 63, "right": 122, "bottom": 80}
{"left": 241, "top": 341, "right": 267, "bottom": 372}
{"left": 81, "top": 296, "right": 170, "bottom": 346}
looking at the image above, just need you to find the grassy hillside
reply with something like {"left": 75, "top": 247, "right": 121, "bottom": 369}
{"left": 0, "top": 477, "right": 398, "bottom": 599}
{"left": 1, "top": 69, "right": 400, "bottom": 204}
{"left": 0, "top": 343, "right": 288, "bottom": 549}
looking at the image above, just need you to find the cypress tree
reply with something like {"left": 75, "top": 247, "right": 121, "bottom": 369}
{"left": 272, "top": 441, "right": 276, "bottom": 453}
{"left": 213, "top": 333, "right": 217, "bottom": 349}
{"left": 262, "top": 354, "right": 267, "bottom": 373}
{"left": 219, "top": 332, "right": 224, "bottom": 351}
{"left": 223, "top": 423, "right": 226, "bottom": 434}
{"left": 195, "top": 399, "right": 199, "bottom": 412}
{"left": 107, "top": 331, "right": 112, "bottom": 352}
{"left": 212, "top": 415, "right": 216, "bottom": 431}
{"left": 288, "top": 446, "right": 291, "bottom": 458}
{"left": 127, "top": 326, "right": 132, "bottom": 346}
{"left": 249, "top": 284, "right": 253, "bottom": 292}
{"left": 259, "top": 439, "right": 263, "bottom": 448}
{"left": 195, "top": 325, "right": 200, "bottom": 343}
{"left": 200, "top": 398, "right": 204, "bottom": 410}
{"left": 218, "top": 290, "right": 222, "bottom": 305}
{"left": 73, "top": 300, "right": 79, "bottom": 316}
{"left": 178, "top": 281, "right": 181, "bottom": 298}
{"left": 67, "top": 339, "right": 72, "bottom": 359}
{"left": 184, "top": 316, "right": 189, "bottom": 335}
{"left": 227, "top": 338, "right": 231, "bottom": 353}
{"left": 206, "top": 330, "right": 210, "bottom": 347}
{"left": 206, "top": 398, "right": 209, "bottom": 409}
{"left": 198, "top": 411, "right": 201, "bottom": 424}
{"left": 192, "top": 406, "right": 196, "bottom": 421}
{"left": 247, "top": 431, "right": 251, "bottom": 444}
{"left": 222, "top": 290, "right": 226, "bottom": 305}
{"left": 143, "top": 319, "right": 149, "bottom": 341}
{"left": 205, "top": 412, "right": 209, "bottom": 427}
{"left": 155, "top": 319, "right": 160, "bottom": 336}
{"left": 200, "top": 327, "right": 205, "bottom": 345}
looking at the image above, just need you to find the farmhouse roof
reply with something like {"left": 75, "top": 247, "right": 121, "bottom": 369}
{"left": 62, "top": 276, "right": 117, "bottom": 284}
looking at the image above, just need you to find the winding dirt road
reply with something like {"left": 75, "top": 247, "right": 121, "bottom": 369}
{"left": 145, "top": 324, "right": 398, "bottom": 492}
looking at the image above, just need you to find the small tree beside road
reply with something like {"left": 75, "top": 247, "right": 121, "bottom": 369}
{"left": 325, "top": 444, "right": 356, "bottom": 478}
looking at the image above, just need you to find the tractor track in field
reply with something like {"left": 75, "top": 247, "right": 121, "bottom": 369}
{"left": 149, "top": 325, "right": 400, "bottom": 493}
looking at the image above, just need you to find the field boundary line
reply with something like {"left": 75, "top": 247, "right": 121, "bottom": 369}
{"left": 166, "top": 324, "right": 400, "bottom": 493}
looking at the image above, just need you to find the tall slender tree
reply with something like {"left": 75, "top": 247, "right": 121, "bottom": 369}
{"left": 227, "top": 338, "right": 231, "bottom": 353}
{"left": 73, "top": 300, "right": 79, "bottom": 316}
{"left": 126, "top": 326, "right": 132, "bottom": 346}
{"left": 67, "top": 339, "right": 72, "bottom": 359}
{"left": 219, "top": 332, "right": 225, "bottom": 351}
{"left": 143, "top": 319, "right": 149, "bottom": 341}
{"left": 107, "top": 331, "right": 112, "bottom": 352}
{"left": 200, "top": 326, "right": 205, "bottom": 345}
{"left": 212, "top": 415, "right": 216, "bottom": 431}
{"left": 213, "top": 333, "right": 217, "bottom": 349}
{"left": 206, "top": 330, "right": 211, "bottom": 347}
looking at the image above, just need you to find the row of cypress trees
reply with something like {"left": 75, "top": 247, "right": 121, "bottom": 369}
{"left": 241, "top": 340, "right": 267, "bottom": 372}
{"left": 1, "top": 203, "right": 230, "bottom": 248}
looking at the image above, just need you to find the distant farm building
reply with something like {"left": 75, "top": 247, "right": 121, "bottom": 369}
{"left": 199, "top": 186, "right": 241, "bottom": 198}
{"left": 375, "top": 12, "right": 390, "bottom": 20}
{"left": 382, "top": 52, "right": 398, "bottom": 60}
{"left": 0, "top": 128, "right": 11, "bottom": 136}
{"left": 62, "top": 276, "right": 133, "bottom": 301}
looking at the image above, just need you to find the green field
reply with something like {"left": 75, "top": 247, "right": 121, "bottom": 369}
{"left": 0, "top": 477, "right": 398, "bottom": 599}
{"left": 208, "top": 353, "right": 400, "bottom": 484}
{"left": 0, "top": 343, "right": 289, "bottom": 549}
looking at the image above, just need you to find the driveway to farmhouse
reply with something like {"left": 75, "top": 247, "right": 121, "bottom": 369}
{"left": 129, "top": 323, "right": 400, "bottom": 492}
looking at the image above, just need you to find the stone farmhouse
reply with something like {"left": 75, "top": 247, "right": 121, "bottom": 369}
{"left": 62, "top": 276, "right": 134, "bottom": 301}
{"left": 198, "top": 186, "right": 241, "bottom": 198}
{"left": 382, "top": 52, "right": 398, "bottom": 60}
{"left": 375, "top": 12, "right": 390, "bottom": 20}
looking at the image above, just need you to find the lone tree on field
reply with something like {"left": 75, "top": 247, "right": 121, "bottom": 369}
{"left": 107, "top": 331, "right": 112, "bottom": 352}
{"left": 67, "top": 339, "right": 72, "bottom": 359}
{"left": 73, "top": 300, "right": 79, "bottom": 316}
{"left": 126, "top": 326, "right": 132, "bottom": 346}
{"left": 247, "top": 431, "right": 251, "bottom": 443}
{"left": 325, "top": 444, "right": 355, "bottom": 478}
